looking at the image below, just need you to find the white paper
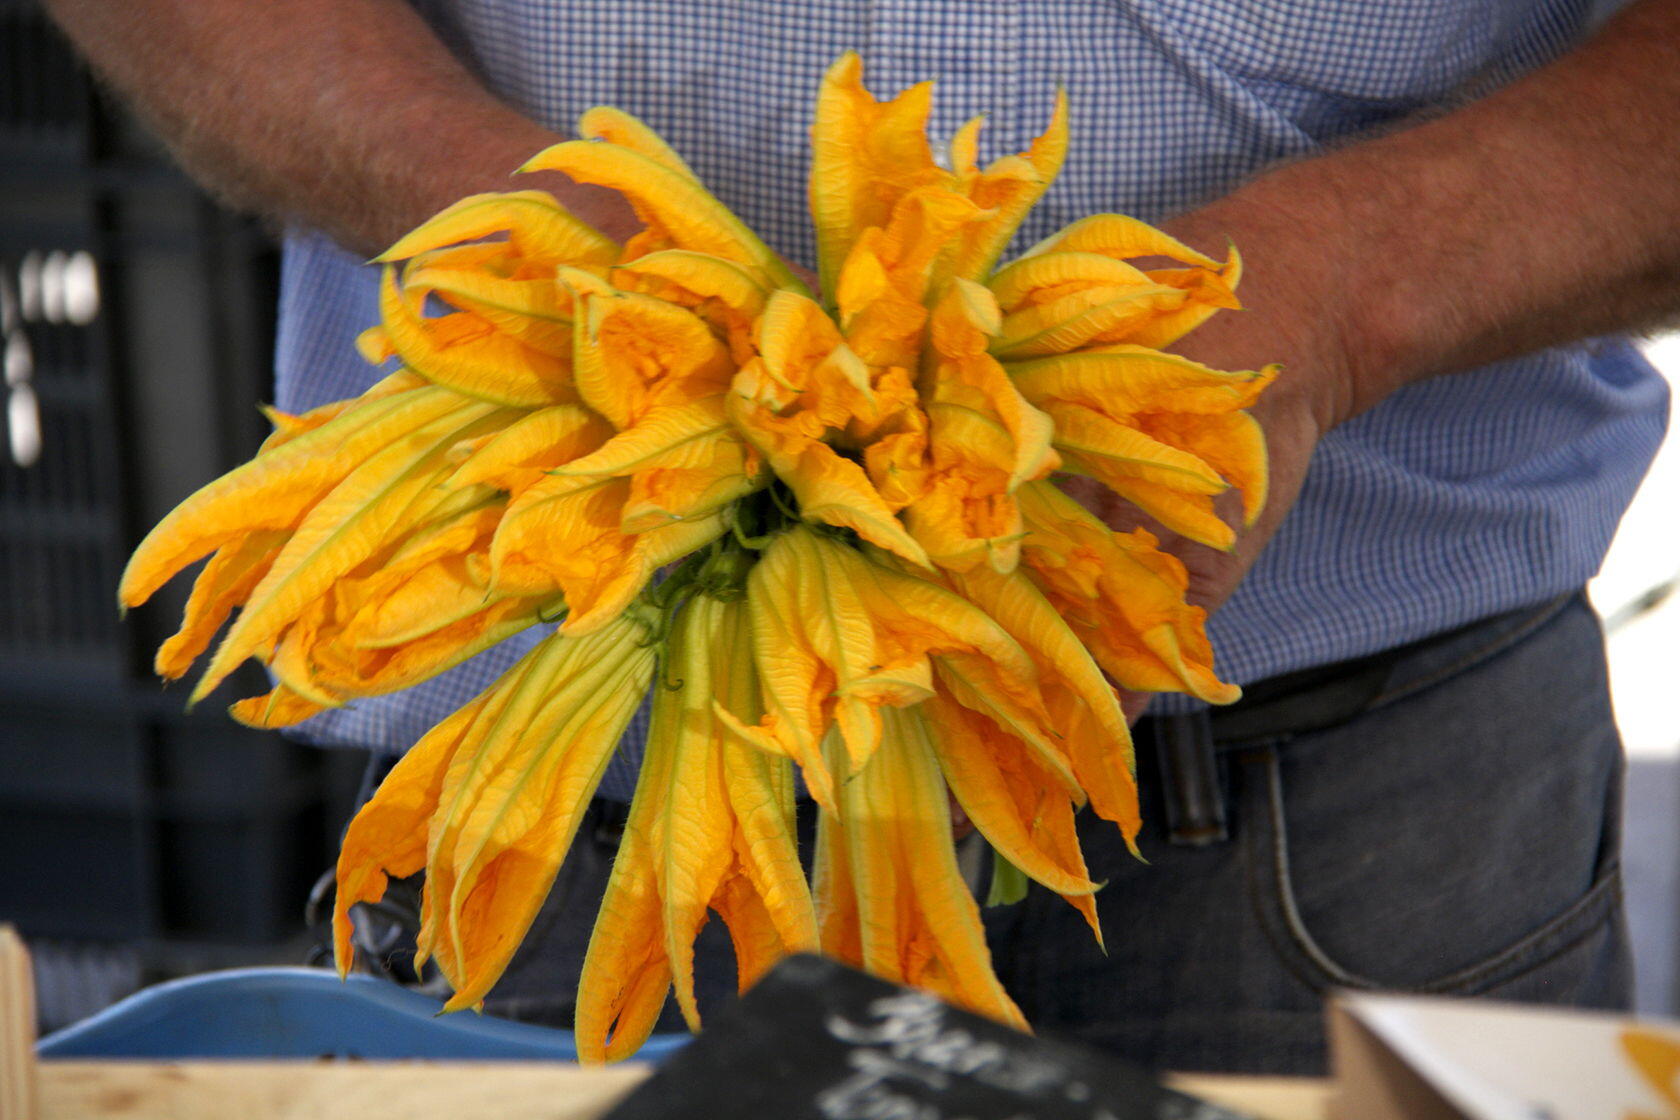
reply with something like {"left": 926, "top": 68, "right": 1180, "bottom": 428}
{"left": 1337, "top": 992, "right": 1680, "bottom": 1120}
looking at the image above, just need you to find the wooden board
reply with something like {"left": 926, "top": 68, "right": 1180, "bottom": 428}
{"left": 1168, "top": 1073, "right": 1330, "bottom": 1120}
{"left": 34, "top": 1063, "right": 1328, "bottom": 1120}
{"left": 38, "top": 1061, "right": 651, "bottom": 1120}
{"left": 2, "top": 928, "right": 38, "bottom": 1120}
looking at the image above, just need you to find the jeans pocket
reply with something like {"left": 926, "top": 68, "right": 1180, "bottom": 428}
{"left": 1232, "top": 588, "right": 1631, "bottom": 1004}
{"left": 1243, "top": 732, "right": 1632, "bottom": 1000}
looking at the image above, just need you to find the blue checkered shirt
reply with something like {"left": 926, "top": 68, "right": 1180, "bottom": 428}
{"left": 275, "top": 0, "right": 1668, "bottom": 797}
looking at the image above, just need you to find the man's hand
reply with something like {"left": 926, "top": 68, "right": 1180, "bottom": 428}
{"left": 1068, "top": 0, "right": 1680, "bottom": 715}
{"left": 1065, "top": 197, "right": 1350, "bottom": 628}
{"left": 1060, "top": 208, "right": 1343, "bottom": 719}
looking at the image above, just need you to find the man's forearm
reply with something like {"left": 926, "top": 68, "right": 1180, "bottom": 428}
{"left": 1171, "top": 0, "right": 1680, "bottom": 431}
{"left": 50, "top": 0, "right": 1680, "bottom": 397}
{"left": 45, "top": 0, "right": 636, "bottom": 256}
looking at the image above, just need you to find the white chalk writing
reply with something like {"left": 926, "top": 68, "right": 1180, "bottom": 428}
{"left": 818, "top": 990, "right": 1073, "bottom": 1118}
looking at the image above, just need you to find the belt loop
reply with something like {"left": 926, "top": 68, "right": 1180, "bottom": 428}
{"left": 1151, "top": 711, "right": 1229, "bottom": 847}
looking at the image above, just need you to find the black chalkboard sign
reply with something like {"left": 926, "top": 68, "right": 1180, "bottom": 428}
{"left": 602, "top": 954, "right": 1254, "bottom": 1120}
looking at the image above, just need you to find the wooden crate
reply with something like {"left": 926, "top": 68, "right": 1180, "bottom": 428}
{"left": 0, "top": 927, "right": 1327, "bottom": 1120}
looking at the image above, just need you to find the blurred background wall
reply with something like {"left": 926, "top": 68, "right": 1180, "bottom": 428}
{"left": 0, "top": 0, "right": 1675, "bottom": 1039}
{"left": 1591, "top": 332, "right": 1680, "bottom": 1018}
{"left": 0, "top": 0, "right": 363, "bottom": 1033}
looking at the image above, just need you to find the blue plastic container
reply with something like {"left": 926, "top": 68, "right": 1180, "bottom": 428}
{"left": 36, "top": 967, "right": 690, "bottom": 1062}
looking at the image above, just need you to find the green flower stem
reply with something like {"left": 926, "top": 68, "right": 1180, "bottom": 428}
{"left": 986, "top": 847, "right": 1030, "bottom": 907}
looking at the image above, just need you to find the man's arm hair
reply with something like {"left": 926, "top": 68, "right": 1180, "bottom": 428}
{"left": 46, "top": 0, "right": 1680, "bottom": 410}
{"left": 1169, "top": 0, "right": 1680, "bottom": 432}
{"left": 43, "top": 0, "right": 637, "bottom": 257}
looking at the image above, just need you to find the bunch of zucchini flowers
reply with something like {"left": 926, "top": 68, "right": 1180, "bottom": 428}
{"left": 120, "top": 53, "right": 1272, "bottom": 1061}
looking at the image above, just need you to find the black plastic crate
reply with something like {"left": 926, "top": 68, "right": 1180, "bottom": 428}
{"left": 0, "top": 807, "right": 148, "bottom": 942}
{"left": 0, "top": 0, "right": 92, "bottom": 157}
{"left": 0, "top": 701, "right": 147, "bottom": 811}
{"left": 0, "top": 674, "right": 354, "bottom": 944}
{"left": 0, "top": 1, "right": 359, "bottom": 952}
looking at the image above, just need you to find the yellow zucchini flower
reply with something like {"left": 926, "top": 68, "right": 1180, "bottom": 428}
{"left": 575, "top": 592, "right": 816, "bottom": 1062}
{"left": 334, "top": 612, "right": 656, "bottom": 1013}
{"left": 715, "top": 525, "right": 1049, "bottom": 812}
{"left": 815, "top": 706, "right": 1027, "bottom": 1030}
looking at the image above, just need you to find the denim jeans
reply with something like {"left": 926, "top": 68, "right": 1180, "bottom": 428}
{"left": 342, "top": 591, "right": 1630, "bottom": 1073}
{"left": 983, "top": 590, "right": 1631, "bottom": 1074}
